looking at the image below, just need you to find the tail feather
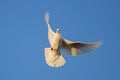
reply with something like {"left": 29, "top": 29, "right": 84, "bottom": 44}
{"left": 44, "top": 48, "right": 66, "bottom": 68}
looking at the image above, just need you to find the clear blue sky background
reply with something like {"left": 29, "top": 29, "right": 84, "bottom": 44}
{"left": 0, "top": 0, "right": 120, "bottom": 80}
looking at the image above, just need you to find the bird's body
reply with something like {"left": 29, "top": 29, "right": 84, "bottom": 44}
{"left": 44, "top": 12, "right": 102, "bottom": 68}
{"left": 51, "top": 31, "right": 62, "bottom": 52}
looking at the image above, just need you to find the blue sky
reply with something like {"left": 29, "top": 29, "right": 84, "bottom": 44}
{"left": 0, "top": 0, "right": 120, "bottom": 80}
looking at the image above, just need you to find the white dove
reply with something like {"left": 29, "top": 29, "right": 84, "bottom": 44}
{"left": 44, "top": 12, "right": 102, "bottom": 68}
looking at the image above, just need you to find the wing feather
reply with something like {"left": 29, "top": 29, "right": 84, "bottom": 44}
{"left": 61, "top": 39, "right": 102, "bottom": 56}
{"left": 45, "top": 12, "right": 55, "bottom": 45}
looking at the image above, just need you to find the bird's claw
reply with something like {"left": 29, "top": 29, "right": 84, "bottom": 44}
{"left": 51, "top": 48, "right": 57, "bottom": 51}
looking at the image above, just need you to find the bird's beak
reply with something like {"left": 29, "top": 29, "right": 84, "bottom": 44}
{"left": 56, "top": 29, "right": 60, "bottom": 33}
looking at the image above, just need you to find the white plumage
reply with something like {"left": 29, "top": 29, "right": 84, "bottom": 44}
{"left": 44, "top": 12, "right": 102, "bottom": 68}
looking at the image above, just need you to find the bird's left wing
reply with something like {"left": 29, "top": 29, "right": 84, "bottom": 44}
{"left": 61, "top": 39, "right": 102, "bottom": 56}
{"left": 45, "top": 12, "right": 55, "bottom": 45}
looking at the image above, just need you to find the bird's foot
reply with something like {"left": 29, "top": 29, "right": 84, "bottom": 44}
{"left": 51, "top": 48, "right": 57, "bottom": 51}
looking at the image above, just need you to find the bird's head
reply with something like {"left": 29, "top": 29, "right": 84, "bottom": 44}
{"left": 56, "top": 29, "right": 60, "bottom": 33}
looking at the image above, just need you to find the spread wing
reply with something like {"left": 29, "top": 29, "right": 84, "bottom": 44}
{"left": 45, "top": 12, "right": 55, "bottom": 45}
{"left": 61, "top": 39, "right": 102, "bottom": 56}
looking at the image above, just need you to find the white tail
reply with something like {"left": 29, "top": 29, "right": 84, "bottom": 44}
{"left": 44, "top": 48, "right": 66, "bottom": 68}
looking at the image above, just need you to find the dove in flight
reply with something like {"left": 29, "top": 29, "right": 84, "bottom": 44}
{"left": 44, "top": 12, "right": 102, "bottom": 68}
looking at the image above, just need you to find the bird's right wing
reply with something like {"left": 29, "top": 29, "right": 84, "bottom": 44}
{"left": 61, "top": 39, "right": 102, "bottom": 56}
{"left": 45, "top": 12, "right": 55, "bottom": 45}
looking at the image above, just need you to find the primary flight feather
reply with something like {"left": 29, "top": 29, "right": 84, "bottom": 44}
{"left": 44, "top": 12, "right": 102, "bottom": 68}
